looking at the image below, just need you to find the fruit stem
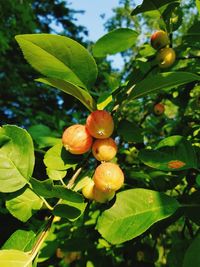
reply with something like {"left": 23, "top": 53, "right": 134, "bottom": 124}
{"left": 67, "top": 167, "right": 82, "bottom": 189}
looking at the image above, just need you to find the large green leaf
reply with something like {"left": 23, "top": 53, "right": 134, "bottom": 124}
{"left": 92, "top": 28, "right": 138, "bottom": 57}
{"left": 15, "top": 34, "right": 97, "bottom": 89}
{"left": 129, "top": 72, "right": 200, "bottom": 99}
{"left": 97, "top": 189, "right": 179, "bottom": 244}
{"left": 183, "top": 233, "right": 200, "bottom": 267}
{"left": 37, "top": 77, "right": 96, "bottom": 112}
{"left": 6, "top": 188, "right": 43, "bottom": 222}
{"left": 30, "top": 178, "right": 83, "bottom": 203}
{"left": 139, "top": 136, "right": 197, "bottom": 171}
{"left": 0, "top": 249, "right": 32, "bottom": 267}
{"left": 0, "top": 125, "right": 35, "bottom": 193}
{"left": 131, "top": 0, "right": 179, "bottom": 15}
{"left": 2, "top": 230, "right": 36, "bottom": 252}
{"left": 28, "top": 124, "right": 60, "bottom": 148}
{"left": 196, "top": 0, "right": 200, "bottom": 14}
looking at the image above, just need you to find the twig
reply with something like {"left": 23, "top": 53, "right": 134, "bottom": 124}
{"left": 66, "top": 167, "right": 82, "bottom": 189}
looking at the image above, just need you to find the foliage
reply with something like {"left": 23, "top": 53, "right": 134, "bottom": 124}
{"left": 0, "top": 0, "right": 200, "bottom": 266}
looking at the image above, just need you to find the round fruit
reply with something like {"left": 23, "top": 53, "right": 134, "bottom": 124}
{"left": 150, "top": 30, "right": 170, "bottom": 50}
{"left": 156, "top": 47, "right": 176, "bottom": 68}
{"left": 82, "top": 179, "right": 95, "bottom": 200}
{"left": 86, "top": 110, "right": 114, "bottom": 139}
{"left": 92, "top": 138, "right": 117, "bottom": 161}
{"left": 93, "top": 162, "right": 124, "bottom": 192}
{"left": 93, "top": 186, "right": 115, "bottom": 203}
{"left": 154, "top": 103, "right": 165, "bottom": 115}
{"left": 62, "top": 124, "right": 93, "bottom": 154}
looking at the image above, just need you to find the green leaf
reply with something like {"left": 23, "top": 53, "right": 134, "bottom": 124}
{"left": 30, "top": 178, "right": 83, "bottom": 203}
{"left": 37, "top": 77, "right": 96, "bottom": 112}
{"left": 183, "top": 233, "right": 200, "bottom": 267}
{"left": 28, "top": 124, "right": 60, "bottom": 148}
{"left": 46, "top": 168, "right": 67, "bottom": 181}
{"left": 196, "top": 0, "right": 200, "bottom": 15}
{"left": 15, "top": 34, "right": 97, "bottom": 89}
{"left": 117, "top": 120, "right": 143, "bottom": 143}
{"left": 92, "top": 28, "right": 138, "bottom": 57}
{"left": 0, "top": 125, "right": 35, "bottom": 193}
{"left": 44, "top": 143, "right": 78, "bottom": 171}
{"left": 129, "top": 72, "right": 200, "bottom": 99}
{"left": 97, "top": 188, "right": 179, "bottom": 244}
{"left": 2, "top": 230, "right": 36, "bottom": 252}
{"left": 0, "top": 249, "right": 32, "bottom": 267}
{"left": 131, "top": 0, "right": 179, "bottom": 15}
{"left": 53, "top": 200, "right": 87, "bottom": 221}
{"left": 97, "top": 92, "right": 113, "bottom": 110}
{"left": 6, "top": 188, "right": 43, "bottom": 222}
{"left": 139, "top": 136, "right": 197, "bottom": 171}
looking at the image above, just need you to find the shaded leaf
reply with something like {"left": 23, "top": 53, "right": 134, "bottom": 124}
{"left": 183, "top": 233, "right": 200, "bottom": 267}
{"left": 117, "top": 120, "right": 143, "bottom": 143}
{"left": 97, "top": 188, "right": 179, "bottom": 244}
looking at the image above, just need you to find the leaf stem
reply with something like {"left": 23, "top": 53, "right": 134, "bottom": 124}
{"left": 40, "top": 196, "right": 54, "bottom": 210}
{"left": 67, "top": 167, "right": 82, "bottom": 189}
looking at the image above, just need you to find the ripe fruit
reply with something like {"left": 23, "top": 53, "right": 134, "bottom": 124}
{"left": 93, "top": 186, "right": 115, "bottom": 203}
{"left": 82, "top": 179, "right": 95, "bottom": 200}
{"left": 93, "top": 162, "right": 124, "bottom": 192}
{"left": 62, "top": 124, "right": 93, "bottom": 154}
{"left": 150, "top": 30, "right": 170, "bottom": 50}
{"left": 154, "top": 103, "right": 165, "bottom": 115}
{"left": 92, "top": 138, "right": 117, "bottom": 161}
{"left": 86, "top": 110, "right": 114, "bottom": 139}
{"left": 156, "top": 47, "right": 176, "bottom": 68}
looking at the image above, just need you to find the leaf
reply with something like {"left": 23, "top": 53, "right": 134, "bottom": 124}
{"left": 183, "top": 233, "right": 200, "bottom": 267}
{"left": 28, "top": 124, "right": 60, "bottom": 148}
{"left": 0, "top": 249, "right": 32, "bottom": 267}
{"left": 97, "top": 92, "right": 113, "bottom": 110}
{"left": 15, "top": 34, "right": 97, "bottom": 89}
{"left": 117, "top": 120, "right": 143, "bottom": 143}
{"left": 0, "top": 125, "right": 35, "bottom": 193}
{"left": 139, "top": 136, "right": 197, "bottom": 171}
{"left": 37, "top": 77, "right": 96, "bottom": 112}
{"left": 30, "top": 178, "right": 83, "bottom": 203}
{"left": 6, "top": 188, "right": 43, "bottom": 222}
{"left": 2, "top": 230, "right": 36, "bottom": 252}
{"left": 131, "top": 0, "right": 179, "bottom": 15}
{"left": 196, "top": 0, "right": 200, "bottom": 14}
{"left": 92, "top": 28, "right": 138, "bottom": 57}
{"left": 46, "top": 168, "right": 67, "bottom": 181}
{"left": 53, "top": 200, "right": 87, "bottom": 221}
{"left": 129, "top": 72, "right": 200, "bottom": 99}
{"left": 43, "top": 143, "right": 78, "bottom": 171}
{"left": 97, "top": 188, "right": 179, "bottom": 244}
{"left": 183, "top": 191, "right": 200, "bottom": 225}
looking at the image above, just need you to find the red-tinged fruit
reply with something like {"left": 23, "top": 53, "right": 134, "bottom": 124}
{"left": 93, "top": 185, "right": 115, "bottom": 203}
{"left": 62, "top": 124, "right": 93, "bottom": 154}
{"left": 154, "top": 103, "right": 165, "bottom": 115}
{"left": 92, "top": 137, "right": 117, "bottom": 161}
{"left": 156, "top": 47, "right": 176, "bottom": 68}
{"left": 93, "top": 162, "right": 124, "bottom": 192}
{"left": 150, "top": 30, "right": 170, "bottom": 50}
{"left": 86, "top": 110, "right": 114, "bottom": 139}
{"left": 82, "top": 179, "right": 95, "bottom": 200}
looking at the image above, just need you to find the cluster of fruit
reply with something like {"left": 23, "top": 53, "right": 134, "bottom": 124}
{"left": 151, "top": 30, "right": 176, "bottom": 68}
{"left": 62, "top": 110, "right": 124, "bottom": 203}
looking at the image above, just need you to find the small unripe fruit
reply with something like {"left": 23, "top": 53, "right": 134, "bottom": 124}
{"left": 150, "top": 30, "right": 170, "bottom": 50}
{"left": 156, "top": 47, "right": 176, "bottom": 68}
{"left": 93, "top": 186, "right": 115, "bottom": 203}
{"left": 93, "top": 162, "right": 124, "bottom": 192}
{"left": 62, "top": 124, "right": 93, "bottom": 154}
{"left": 86, "top": 110, "right": 114, "bottom": 139}
{"left": 82, "top": 179, "right": 95, "bottom": 200}
{"left": 92, "top": 138, "right": 117, "bottom": 161}
{"left": 154, "top": 103, "right": 165, "bottom": 115}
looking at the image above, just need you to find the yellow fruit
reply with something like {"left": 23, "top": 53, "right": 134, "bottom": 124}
{"left": 92, "top": 138, "right": 117, "bottom": 161}
{"left": 93, "top": 186, "right": 115, "bottom": 203}
{"left": 82, "top": 179, "right": 95, "bottom": 200}
{"left": 93, "top": 162, "right": 124, "bottom": 192}
{"left": 156, "top": 47, "right": 176, "bottom": 68}
{"left": 62, "top": 124, "right": 93, "bottom": 154}
{"left": 151, "top": 30, "right": 170, "bottom": 50}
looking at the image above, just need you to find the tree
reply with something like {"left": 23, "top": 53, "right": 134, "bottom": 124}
{"left": 0, "top": 0, "right": 200, "bottom": 266}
